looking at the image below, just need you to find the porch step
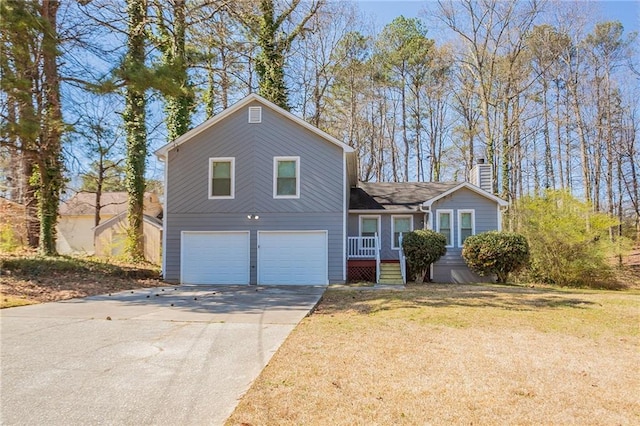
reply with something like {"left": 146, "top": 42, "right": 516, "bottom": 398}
{"left": 379, "top": 263, "right": 403, "bottom": 284}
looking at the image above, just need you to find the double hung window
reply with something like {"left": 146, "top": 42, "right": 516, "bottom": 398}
{"left": 274, "top": 157, "right": 300, "bottom": 198}
{"left": 392, "top": 216, "right": 413, "bottom": 249}
{"left": 437, "top": 210, "right": 453, "bottom": 247}
{"left": 458, "top": 210, "right": 475, "bottom": 246}
{"left": 209, "top": 158, "right": 234, "bottom": 199}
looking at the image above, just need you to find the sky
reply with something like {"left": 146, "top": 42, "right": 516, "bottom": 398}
{"left": 354, "top": 0, "right": 640, "bottom": 34}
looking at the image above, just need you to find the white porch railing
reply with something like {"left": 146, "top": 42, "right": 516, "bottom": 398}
{"left": 347, "top": 235, "right": 381, "bottom": 283}
{"left": 399, "top": 233, "right": 407, "bottom": 284}
{"left": 347, "top": 236, "right": 378, "bottom": 258}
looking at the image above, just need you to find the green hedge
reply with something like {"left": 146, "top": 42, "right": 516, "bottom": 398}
{"left": 402, "top": 229, "right": 447, "bottom": 283}
{"left": 462, "top": 231, "right": 530, "bottom": 283}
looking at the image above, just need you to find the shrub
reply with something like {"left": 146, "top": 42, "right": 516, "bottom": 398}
{"left": 0, "top": 223, "right": 20, "bottom": 253}
{"left": 462, "top": 231, "right": 529, "bottom": 283}
{"left": 511, "top": 190, "right": 628, "bottom": 287}
{"left": 402, "top": 229, "right": 447, "bottom": 283}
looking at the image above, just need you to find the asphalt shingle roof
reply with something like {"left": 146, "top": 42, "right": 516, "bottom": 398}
{"left": 350, "top": 181, "right": 461, "bottom": 211}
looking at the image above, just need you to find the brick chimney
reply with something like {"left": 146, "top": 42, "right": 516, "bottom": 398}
{"left": 469, "top": 159, "right": 493, "bottom": 193}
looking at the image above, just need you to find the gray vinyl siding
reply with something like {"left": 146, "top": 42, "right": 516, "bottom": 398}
{"left": 347, "top": 212, "right": 426, "bottom": 260}
{"left": 165, "top": 101, "right": 345, "bottom": 283}
{"left": 429, "top": 187, "right": 502, "bottom": 283}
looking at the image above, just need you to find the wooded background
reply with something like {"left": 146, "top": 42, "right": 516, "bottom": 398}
{"left": 1, "top": 0, "right": 638, "bottom": 258}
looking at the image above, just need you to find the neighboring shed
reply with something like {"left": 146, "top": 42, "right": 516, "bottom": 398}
{"left": 57, "top": 192, "right": 162, "bottom": 255}
{"left": 94, "top": 212, "right": 163, "bottom": 265}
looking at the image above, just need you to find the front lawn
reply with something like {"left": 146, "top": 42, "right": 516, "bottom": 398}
{"left": 227, "top": 284, "right": 640, "bottom": 425}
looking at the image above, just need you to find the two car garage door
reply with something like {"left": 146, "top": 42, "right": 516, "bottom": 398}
{"left": 181, "top": 231, "right": 328, "bottom": 285}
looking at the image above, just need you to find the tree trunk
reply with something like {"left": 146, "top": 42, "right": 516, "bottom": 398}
{"left": 38, "top": 0, "right": 63, "bottom": 256}
{"left": 542, "top": 79, "right": 554, "bottom": 188}
{"left": 124, "top": 0, "right": 148, "bottom": 261}
{"left": 569, "top": 76, "right": 592, "bottom": 204}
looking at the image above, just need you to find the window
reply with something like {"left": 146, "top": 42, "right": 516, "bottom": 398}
{"left": 209, "top": 158, "right": 234, "bottom": 199}
{"left": 359, "top": 216, "right": 380, "bottom": 238}
{"left": 458, "top": 210, "right": 475, "bottom": 246}
{"left": 437, "top": 210, "right": 453, "bottom": 247}
{"left": 392, "top": 215, "right": 413, "bottom": 249}
{"left": 274, "top": 157, "right": 300, "bottom": 198}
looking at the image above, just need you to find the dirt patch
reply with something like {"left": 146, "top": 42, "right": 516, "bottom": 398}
{"left": 0, "top": 253, "right": 163, "bottom": 308}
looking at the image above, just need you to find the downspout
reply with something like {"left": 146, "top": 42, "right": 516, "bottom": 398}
{"left": 159, "top": 154, "right": 168, "bottom": 279}
{"left": 420, "top": 205, "right": 433, "bottom": 280}
{"left": 419, "top": 205, "right": 431, "bottom": 229}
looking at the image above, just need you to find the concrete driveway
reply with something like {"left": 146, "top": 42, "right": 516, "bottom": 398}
{"left": 0, "top": 285, "right": 325, "bottom": 425}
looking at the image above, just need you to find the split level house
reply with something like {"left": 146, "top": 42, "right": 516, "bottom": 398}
{"left": 154, "top": 94, "right": 508, "bottom": 285}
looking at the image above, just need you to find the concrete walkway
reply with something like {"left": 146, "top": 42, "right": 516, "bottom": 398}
{"left": 0, "top": 285, "right": 325, "bottom": 426}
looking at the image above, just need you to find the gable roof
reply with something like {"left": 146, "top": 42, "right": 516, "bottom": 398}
{"left": 59, "top": 192, "right": 162, "bottom": 216}
{"left": 59, "top": 192, "right": 128, "bottom": 216}
{"left": 94, "top": 211, "right": 162, "bottom": 233}
{"left": 350, "top": 181, "right": 508, "bottom": 211}
{"left": 154, "top": 93, "right": 355, "bottom": 159}
{"left": 421, "top": 182, "right": 509, "bottom": 208}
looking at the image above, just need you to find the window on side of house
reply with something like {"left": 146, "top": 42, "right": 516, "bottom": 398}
{"left": 274, "top": 156, "right": 300, "bottom": 198}
{"left": 458, "top": 209, "right": 475, "bottom": 246}
{"left": 437, "top": 210, "right": 453, "bottom": 247}
{"left": 209, "top": 158, "right": 234, "bottom": 199}
{"left": 359, "top": 216, "right": 380, "bottom": 238}
{"left": 359, "top": 215, "right": 380, "bottom": 252}
{"left": 392, "top": 215, "right": 413, "bottom": 249}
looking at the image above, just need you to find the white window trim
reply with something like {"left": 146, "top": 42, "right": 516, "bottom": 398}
{"left": 436, "top": 209, "right": 454, "bottom": 248}
{"left": 458, "top": 209, "right": 476, "bottom": 247}
{"left": 391, "top": 215, "right": 413, "bottom": 250}
{"left": 248, "top": 106, "right": 262, "bottom": 123}
{"left": 208, "top": 157, "right": 235, "bottom": 199}
{"left": 359, "top": 215, "right": 381, "bottom": 237}
{"left": 273, "top": 156, "right": 300, "bottom": 199}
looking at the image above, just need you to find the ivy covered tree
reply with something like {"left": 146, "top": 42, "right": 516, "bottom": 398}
{"left": 0, "top": 0, "right": 64, "bottom": 255}
{"left": 122, "top": 0, "right": 148, "bottom": 261}
{"left": 234, "top": 0, "right": 324, "bottom": 109}
{"left": 151, "top": 0, "right": 194, "bottom": 142}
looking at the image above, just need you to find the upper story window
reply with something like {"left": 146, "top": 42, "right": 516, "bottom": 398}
{"left": 458, "top": 209, "right": 475, "bottom": 246}
{"left": 274, "top": 156, "right": 300, "bottom": 198}
{"left": 209, "top": 157, "right": 235, "bottom": 199}
{"left": 436, "top": 209, "right": 453, "bottom": 247}
{"left": 392, "top": 215, "right": 413, "bottom": 249}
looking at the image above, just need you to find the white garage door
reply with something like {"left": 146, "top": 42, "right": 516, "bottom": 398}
{"left": 258, "top": 231, "right": 328, "bottom": 285}
{"left": 181, "top": 231, "right": 249, "bottom": 284}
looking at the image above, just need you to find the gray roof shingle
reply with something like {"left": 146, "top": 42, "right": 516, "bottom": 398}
{"left": 350, "top": 182, "right": 461, "bottom": 211}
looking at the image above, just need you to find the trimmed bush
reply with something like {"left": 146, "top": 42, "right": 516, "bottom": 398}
{"left": 462, "top": 231, "right": 530, "bottom": 283}
{"left": 402, "top": 229, "right": 447, "bottom": 283}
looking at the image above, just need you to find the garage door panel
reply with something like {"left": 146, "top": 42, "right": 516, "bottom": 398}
{"left": 258, "top": 231, "right": 327, "bottom": 285}
{"left": 181, "top": 232, "right": 249, "bottom": 285}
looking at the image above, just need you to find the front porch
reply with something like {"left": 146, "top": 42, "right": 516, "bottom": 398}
{"left": 346, "top": 236, "right": 406, "bottom": 284}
